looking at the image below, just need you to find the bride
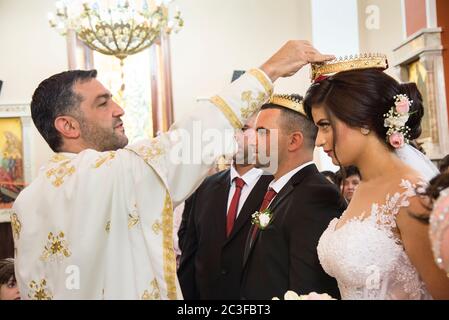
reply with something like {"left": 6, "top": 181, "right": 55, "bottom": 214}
{"left": 303, "top": 64, "right": 449, "bottom": 300}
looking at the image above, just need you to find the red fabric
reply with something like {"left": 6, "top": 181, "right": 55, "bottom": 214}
{"left": 313, "top": 75, "right": 329, "bottom": 83}
{"left": 226, "top": 177, "right": 245, "bottom": 237}
{"left": 250, "top": 188, "right": 277, "bottom": 242}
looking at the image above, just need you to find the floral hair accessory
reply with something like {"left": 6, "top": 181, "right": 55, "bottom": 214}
{"left": 384, "top": 94, "right": 413, "bottom": 149}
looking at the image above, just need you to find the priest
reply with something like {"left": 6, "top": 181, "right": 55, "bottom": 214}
{"left": 12, "top": 41, "right": 333, "bottom": 299}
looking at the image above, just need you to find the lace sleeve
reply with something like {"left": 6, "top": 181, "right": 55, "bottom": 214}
{"left": 366, "top": 179, "right": 432, "bottom": 300}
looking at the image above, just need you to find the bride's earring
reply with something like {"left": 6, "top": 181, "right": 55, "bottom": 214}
{"left": 361, "top": 127, "right": 370, "bottom": 136}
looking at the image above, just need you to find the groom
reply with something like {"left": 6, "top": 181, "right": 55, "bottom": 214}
{"left": 240, "top": 94, "right": 346, "bottom": 300}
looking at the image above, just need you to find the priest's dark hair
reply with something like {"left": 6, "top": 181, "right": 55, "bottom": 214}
{"left": 303, "top": 68, "right": 424, "bottom": 165}
{"left": 31, "top": 70, "right": 98, "bottom": 152}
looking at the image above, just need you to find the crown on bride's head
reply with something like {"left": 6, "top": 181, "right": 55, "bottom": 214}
{"left": 270, "top": 94, "right": 306, "bottom": 116}
{"left": 311, "top": 53, "right": 389, "bottom": 82}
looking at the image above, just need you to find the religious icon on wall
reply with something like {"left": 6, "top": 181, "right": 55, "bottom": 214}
{"left": 407, "top": 60, "right": 439, "bottom": 150}
{"left": 0, "top": 117, "right": 25, "bottom": 209}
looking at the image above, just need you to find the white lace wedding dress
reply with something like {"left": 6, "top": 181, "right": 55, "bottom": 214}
{"left": 317, "top": 179, "right": 432, "bottom": 300}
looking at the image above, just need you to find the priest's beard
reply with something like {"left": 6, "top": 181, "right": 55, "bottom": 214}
{"left": 78, "top": 117, "right": 128, "bottom": 152}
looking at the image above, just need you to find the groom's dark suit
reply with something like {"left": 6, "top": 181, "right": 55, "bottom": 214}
{"left": 178, "top": 169, "right": 273, "bottom": 300}
{"left": 240, "top": 164, "right": 346, "bottom": 300}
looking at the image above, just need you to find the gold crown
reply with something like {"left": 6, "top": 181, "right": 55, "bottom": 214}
{"left": 311, "top": 53, "right": 388, "bottom": 82}
{"left": 270, "top": 94, "right": 306, "bottom": 116}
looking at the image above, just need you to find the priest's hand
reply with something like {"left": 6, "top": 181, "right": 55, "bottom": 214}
{"left": 260, "top": 40, "right": 335, "bottom": 82}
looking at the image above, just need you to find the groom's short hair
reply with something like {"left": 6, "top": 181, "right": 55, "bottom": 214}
{"left": 261, "top": 95, "right": 317, "bottom": 150}
{"left": 31, "top": 70, "right": 98, "bottom": 152}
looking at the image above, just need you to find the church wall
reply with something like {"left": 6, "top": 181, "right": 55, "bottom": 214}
{"left": 170, "top": 0, "right": 314, "bottom": 120}
{"left": 357, "top": 0, "right": 405, "bottom": 77}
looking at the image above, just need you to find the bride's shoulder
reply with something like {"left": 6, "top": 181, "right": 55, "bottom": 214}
{"left": 396, "top": 171, "right": 430, "bottom": 224}
{"left": 397, "top": 169, "right": 428, "bottom": 191}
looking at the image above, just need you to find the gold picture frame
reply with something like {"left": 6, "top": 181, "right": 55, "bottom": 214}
{"left": 0, "top": 104, "right": 32, "bottom": 223}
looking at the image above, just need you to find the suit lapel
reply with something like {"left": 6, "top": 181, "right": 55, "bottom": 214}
{"left": 269, "top": 164, "right": 318, "bottom": 225}
{"left": 242, "top": 164, "right": 318, "bottom": 267}
{"left": 242, "top": 183, "right": 295, "bottom": 267}
{"left": 223, "top": 175, "right": 272, "bottom": 247}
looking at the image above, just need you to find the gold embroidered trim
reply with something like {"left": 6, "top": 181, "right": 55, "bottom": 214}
{"left": 248, "top": 69, "right": 273, "bottom": 96}
{"left": 142, "top": 279, "right": 161, "bottom": 300}
{"left": 152, "top": 220, "right": 162, "bottom": 235}
{"left": 162, "top": 192, "right": 178, "bottom": 300}
{"left": 46, "top": 161, "right": 76, "bottom": 187}
{"left": 128, "top": 214, "right": 140, "bottom": 229}
{"left": 128, "top": 204, "right": 140, "bottom": 229}
{"left": 41, "top": 231, "right": 71, "bottom": 262}
{"left": 210, "top": 95, "right": 243, "bottom": 129}
{"left": 241, "top": 91, "right": 267, "bottom": 119}
{"left": 93, "top": 151, "right": 116, "bottom": 168}
{"left": 50, "top": 154, "right": 69, "bottom": 163}
{"left": 28, "top": 279, "right": 53, "bottom": 300}
{"left": 105, "top": 221, "right": 111, "bottom": 233}
{"left": 136, "top": 143, "right": 164, "bottom": 163}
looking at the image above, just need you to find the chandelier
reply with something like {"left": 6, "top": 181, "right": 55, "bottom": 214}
{"left": 48, "top": 0, "right": 183, "bottom": 91}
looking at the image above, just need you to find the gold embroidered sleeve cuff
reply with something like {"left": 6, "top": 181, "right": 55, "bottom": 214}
{"left": 210, "top": 68, "right": 273, "bottom": 129}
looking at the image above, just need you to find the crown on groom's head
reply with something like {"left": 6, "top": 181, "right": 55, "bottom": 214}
{"left": 269, "top": 94, "right": 306, "bottom": 116}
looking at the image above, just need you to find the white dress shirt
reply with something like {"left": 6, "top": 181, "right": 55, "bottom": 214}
{"left": 269, "top": 161, "right": 315, "bottom": 194}
{"left": 227, "top": 165, "right": 265, "bottom": 218}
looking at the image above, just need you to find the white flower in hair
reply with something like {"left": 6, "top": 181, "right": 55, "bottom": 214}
{"left": 384, "top": 114, "right": 409, "bottom": 128}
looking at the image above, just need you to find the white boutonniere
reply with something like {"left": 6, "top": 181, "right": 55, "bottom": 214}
{"left": 251, "top": 209, "right": 273, "bottom": 230}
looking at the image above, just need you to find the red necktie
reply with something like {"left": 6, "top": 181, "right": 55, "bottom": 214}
{"left": 226, "top": 177, "right": 246, "bottom": 237}
{"left": 250, "top": 188, "right": 277, "bottom": 243}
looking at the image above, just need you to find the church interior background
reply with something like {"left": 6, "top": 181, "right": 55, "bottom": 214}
{"left": 0, "top": 0, "right": 449, "bottom": 259}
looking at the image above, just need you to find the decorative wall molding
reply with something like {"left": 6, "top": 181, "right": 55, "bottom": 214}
{"left": 0, "top": 103, "right": 31, "bottom": 117}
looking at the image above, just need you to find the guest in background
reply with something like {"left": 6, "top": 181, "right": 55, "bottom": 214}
{"left": 336, "top": 166, "right": 361, "bottom": 203}
{"left": 0, "top": 258, "right": 20, "bottom": 300}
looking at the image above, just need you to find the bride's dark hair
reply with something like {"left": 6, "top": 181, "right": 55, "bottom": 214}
{"left": 303, "top": 68, "right": 425, "bottom": 152}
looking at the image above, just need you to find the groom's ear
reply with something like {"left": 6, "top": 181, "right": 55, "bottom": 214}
{"left": 288, "top": 131, "right": 304, "bottom": 152}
